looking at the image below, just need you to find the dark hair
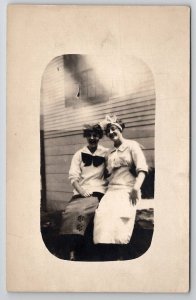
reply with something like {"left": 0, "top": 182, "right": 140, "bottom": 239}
{"left": 83, "top": 124, "right": 103, "bottom": 139}
{"left": 105, "top": 119, "right": 125, "bottom": 134}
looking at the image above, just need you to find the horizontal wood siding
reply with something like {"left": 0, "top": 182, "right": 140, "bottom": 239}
{"left": 43, "top": 91, "right": 155, "bottom": 135}
{"left": 41, "top": 55, "right": 155, "bottom": 211}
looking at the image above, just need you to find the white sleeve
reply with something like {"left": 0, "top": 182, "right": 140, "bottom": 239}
{"left": 131, "top": 142, "right": 148, "bottom": 174}
{"left": 68, "top": 151, "right": 82, "bottom": 185}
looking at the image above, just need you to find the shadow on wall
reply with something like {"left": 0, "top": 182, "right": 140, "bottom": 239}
{"left": 141, "top": 167, "right": 155, "bottom": 199}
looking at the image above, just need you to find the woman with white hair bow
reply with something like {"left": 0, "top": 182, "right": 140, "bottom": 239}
{"left": 93, "top": 115, "right": 148, "bottom": 260}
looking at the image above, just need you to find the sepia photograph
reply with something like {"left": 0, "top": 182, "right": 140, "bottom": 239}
{"left": 40, "top": 54, "right": 155, "bottom": 261}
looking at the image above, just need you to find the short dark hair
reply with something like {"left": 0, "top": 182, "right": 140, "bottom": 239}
{"left": 83, "top": 124, "right": 103, "bottom": 139}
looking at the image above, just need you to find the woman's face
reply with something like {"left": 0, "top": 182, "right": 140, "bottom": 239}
{"left": 86, "top": 131, "right": 100, "bottom": 147}
{"left": 106, "top": 124, "right": 122, "bottom": 142}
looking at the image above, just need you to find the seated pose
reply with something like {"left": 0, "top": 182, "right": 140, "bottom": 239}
{"left": 93, "top": 115, "right": 148, "bottom": 259}
{"left": 59, "top": 123, "right": 108, "bottom": 260}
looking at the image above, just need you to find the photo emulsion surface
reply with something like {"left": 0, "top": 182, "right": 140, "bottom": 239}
{"left": 40, "top": 54, "right": 155, "bottom": 262}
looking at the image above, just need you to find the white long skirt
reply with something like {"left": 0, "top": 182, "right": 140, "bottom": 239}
{"left": 93, "top": 189, "right": 138, "bottom": 244}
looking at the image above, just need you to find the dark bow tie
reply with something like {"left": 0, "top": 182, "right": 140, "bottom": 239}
{"left": 81, "top": 152, "right": 105, "bottom": 167}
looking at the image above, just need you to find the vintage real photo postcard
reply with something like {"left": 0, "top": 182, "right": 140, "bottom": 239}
{"left": 6, "top": 5, "right": 190, "bottom": 292}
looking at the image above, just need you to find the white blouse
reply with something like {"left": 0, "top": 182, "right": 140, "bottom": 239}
{"left": 106, "top": 139, "right": 148, "bottom": 191}
{"left": 69, "top": 144, "right": 109, "bottom": 195}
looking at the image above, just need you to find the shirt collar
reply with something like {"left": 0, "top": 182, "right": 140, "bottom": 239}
{"left": 110, "top": 140, "right": 129, "bottom": 153}
{"left": 82, "top": 144, "right": 103, "bottom": 155}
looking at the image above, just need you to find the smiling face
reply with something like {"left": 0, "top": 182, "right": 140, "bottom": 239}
{"left": 86, "top": 131, "right": 100, "bottom": 148}
{"left": 105, "top": 124, "right": 123, "bottom": 142}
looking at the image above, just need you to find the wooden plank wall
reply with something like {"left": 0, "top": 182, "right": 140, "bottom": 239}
{"left": 41, "top": 55, "right": 156, "bottom": 211}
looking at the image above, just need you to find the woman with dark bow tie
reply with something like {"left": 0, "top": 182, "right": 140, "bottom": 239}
{"left": 59, "top": 123, "right": 108, "bottom": 260}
